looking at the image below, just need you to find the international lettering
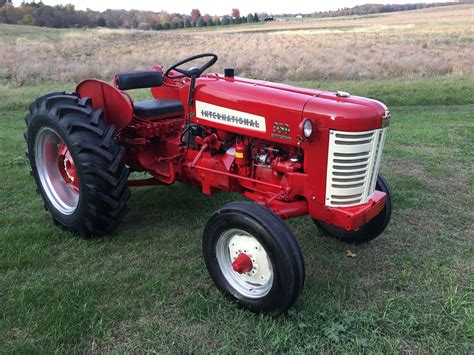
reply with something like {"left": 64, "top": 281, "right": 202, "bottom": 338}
{"left": 200, "top": 109, "right": 260, "bottom": 129}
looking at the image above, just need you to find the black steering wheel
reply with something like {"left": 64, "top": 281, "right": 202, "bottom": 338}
{"left": 164, "top": 53, "right": 218, "bottom": 79}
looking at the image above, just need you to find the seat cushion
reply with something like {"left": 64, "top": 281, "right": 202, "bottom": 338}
{"left": 116, "top": 71, "right": 163, "bottom": 91}
{"left": 133, "top": 99, "right": 184, "bottom": 117}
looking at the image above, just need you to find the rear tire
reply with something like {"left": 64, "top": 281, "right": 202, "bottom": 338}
{"left": 25, "top": 92, "right": 130, "bottom": 237}
{"left": 203, "top": 201, "right": 305, "bottom": 315}
{"left": 313, "top": 174, "right": 392, "bottom": 244}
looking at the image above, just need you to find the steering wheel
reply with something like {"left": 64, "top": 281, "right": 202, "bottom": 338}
{"left": 164, "top": 53, "right": 218, "bottom": 79}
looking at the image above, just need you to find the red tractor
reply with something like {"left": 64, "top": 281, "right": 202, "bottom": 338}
{"left": 25, "top": 53, "right": 392, "bottom": 315}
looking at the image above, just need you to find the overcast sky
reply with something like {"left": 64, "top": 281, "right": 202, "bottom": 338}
{"left": 12, "top": 1, "right": 452, "bottom": 15}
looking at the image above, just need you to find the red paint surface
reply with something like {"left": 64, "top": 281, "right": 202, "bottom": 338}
{"left": 75, "top": 72, "right": 388, "bottom": 231}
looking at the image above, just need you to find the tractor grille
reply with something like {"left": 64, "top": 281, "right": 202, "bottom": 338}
{"left": 325, "top": 128, "right": 387, "bottom": 207}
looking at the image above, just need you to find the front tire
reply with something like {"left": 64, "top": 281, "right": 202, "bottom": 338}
{"left": 314, "top": 174, "right": 392, "bottom": 244}
{"left": 25, "top": 92, "right": 130, "bottom": 237}
{"left": 203, "top": 202, "right": 305, "bottom": 315}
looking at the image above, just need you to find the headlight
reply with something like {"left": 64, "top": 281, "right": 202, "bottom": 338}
{"left": 303, "top": 119, "right": 313, "bottom": 139}
{"left": 382, "top": 109, "right": 391, "bottom": 128}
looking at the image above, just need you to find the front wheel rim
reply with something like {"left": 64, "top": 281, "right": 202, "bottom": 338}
{"left": 216, "top": 228, "right": 273, "bottom": 298}
{"left": 34, "top": 127, "right": 79, "bottom": 215}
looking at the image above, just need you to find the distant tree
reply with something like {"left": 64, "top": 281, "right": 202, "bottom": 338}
{"left": 170, "top": 21, "right": 178, "bottom": 29}
{"left": 0, "top": 3, "right": 20, "bottom": 24}
{"left": 190, "top": 8, "right": 201, "bottom": 23}
{"left": 241, "top": 16, "right": 247, "bottom": 23}
{"left": 158, "top": 11, "right": 171, "bottom": 25}
{"left": 233, "top": 16, "right": 241, "bottom": 24}
{"left": 196, "top": 16, "right": 205, "bottom": 27}
{"left": 212, "top": 15, "right": 221, "bottom": 25}
{"left": 177, "top": 20, "right": 184, "bottom": 28}
{"left": 221, "top": 15, "right": 231, "bottom": 25}
{"left": 0, "top": 0, "right": 12, "bottom": 7}
{"left": 231, "top": 8, "right": 240, "bottom": 18}
{"left": 246, "top": 13, "right": 254, "bottom": 23}
{"left": 206, "top": 17, "right": 214, "bottom": 26}
{"left": 254, "top": 12, "right": 259, "bottom": 22}
{"left": 138, "top": 22, "right": 150, "bottom": 30}
{"left": 162, "top": 22, "right": 170, "bottom": 30}
{"left": 19, "top": 13, "right": 35, "bottom": 26}
{"left": 183, "top": 17, "right": 191, "bottom": 28}
{"left": 105, "top": 18, "right": 117, "bottom": 28}
{"left": 96, "top": 16, "right": 105, "bottom": 27}
{"left": 154, "top": 23, "right": 163, "bottom": 30}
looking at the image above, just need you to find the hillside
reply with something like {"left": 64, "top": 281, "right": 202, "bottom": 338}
{"left": 0, "top": 5, "right": 472, "bottom": 85}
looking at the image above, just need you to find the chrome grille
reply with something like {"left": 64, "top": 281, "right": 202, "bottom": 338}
{"left": 326, "top": 128, "right": 387, "bottom": 207}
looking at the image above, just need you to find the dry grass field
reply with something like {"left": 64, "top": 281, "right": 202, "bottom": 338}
{"left": 0, "top": 5, "right": 473, "bottom": 85}
{"left": 1, "top": 4, "right": 473, "bottom": 353}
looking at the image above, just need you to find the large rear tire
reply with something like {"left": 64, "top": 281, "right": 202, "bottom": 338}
{"left": 203, "top": 201, "right": 305, "bottom": 315}
{"left": 313, "top": 174, "right": 392, "bottom": 244}
{"left": 25, "top": 92, "right": 130, "bottom": 237}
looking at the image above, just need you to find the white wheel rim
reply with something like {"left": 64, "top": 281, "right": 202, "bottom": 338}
{"left": 216, "top": 228, "right": 273, "bottom": 298}
{"left": 34, "top": 127, "right": 79, "bottom": 215}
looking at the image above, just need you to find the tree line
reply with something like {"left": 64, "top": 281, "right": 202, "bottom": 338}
{"left": 0, "top": 2, "right": 261, "bottom": 29}
{"left": 309, "top": 2, "right": 458, "bottom": 18}
{"left": 0, "top": 1, "right": 462, "bottom": 30}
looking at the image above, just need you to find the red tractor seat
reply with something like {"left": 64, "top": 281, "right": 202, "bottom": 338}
{"left": 133, "top": 99, "right": 184, "bottom": 117}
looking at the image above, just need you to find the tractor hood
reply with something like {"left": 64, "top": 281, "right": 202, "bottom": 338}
{"left": 194, "top": 74, "right": 387, "bottom": 146}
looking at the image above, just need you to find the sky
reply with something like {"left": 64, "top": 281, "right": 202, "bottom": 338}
{"left": 12, "top": 1, "right": 452, "bottom": 15}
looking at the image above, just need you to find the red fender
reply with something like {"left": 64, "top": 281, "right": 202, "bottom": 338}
{"left": 76, "top": 79, "right": 133, "bottom": 131}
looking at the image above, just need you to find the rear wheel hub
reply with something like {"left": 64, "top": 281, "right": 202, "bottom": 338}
{"left": 35, "top": 127, "right": 79, "bottom": 215}
{"left": 58, "top": 142, "right": 79, "bottom": 193}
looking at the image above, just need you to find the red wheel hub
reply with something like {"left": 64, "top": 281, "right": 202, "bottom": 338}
{"left": 232, "top": 253, "right": 253, "bottom": 274}
{"left": 57, "top": 142, "right": 79, "bottom": 194}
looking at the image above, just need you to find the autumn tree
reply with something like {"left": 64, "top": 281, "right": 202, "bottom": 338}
{"left": 212, "top": 15, "right": 220, "bottom": 25}
{"left": 231, "top": 8, "right": 240, "bottom": 18}
{"left": 190, "top": 8, "right": 201, "bottom": 24}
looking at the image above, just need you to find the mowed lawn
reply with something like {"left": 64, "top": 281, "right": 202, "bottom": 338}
{"left": 0, "top": 77, "right": 473, "bottom": 353}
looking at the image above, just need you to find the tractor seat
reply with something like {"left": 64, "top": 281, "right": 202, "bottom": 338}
{"left": 133, "top": 99, "right": 184, "bottom": 117}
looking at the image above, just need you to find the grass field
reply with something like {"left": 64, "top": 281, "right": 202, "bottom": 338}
{"left": 1, "top": 5, "right": 473, "bottom": 84}
{"left": 1, "top": 77, "right": 473, "bottom": 353}
{"left": 1, "top": 4, "right": 474, "bottom": 354}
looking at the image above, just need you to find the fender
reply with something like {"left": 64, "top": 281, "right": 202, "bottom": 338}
{"left": 76, "top": 79, "right": 133, "bottom": 130}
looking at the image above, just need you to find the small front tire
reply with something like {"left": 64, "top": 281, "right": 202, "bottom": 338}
{"left": 203, "top": 201, "right": 305, "bottom": 315}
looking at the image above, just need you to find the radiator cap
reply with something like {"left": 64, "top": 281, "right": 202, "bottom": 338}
{"left": 224, "top": 67, "right": 235, "bottom": 78}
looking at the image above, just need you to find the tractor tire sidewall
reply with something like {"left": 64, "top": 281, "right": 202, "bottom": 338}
{"left": 203, "top": 202, "right": 305, "bottom": 315}
{"left": 28, "top": 114, "right": 88, "bottom": 228}
{"left": 314, "top": 174, "right": 393, "bottom": 244}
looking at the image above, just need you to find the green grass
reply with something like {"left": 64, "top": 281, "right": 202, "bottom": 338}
{"left": 1, "top": 77, "right": 473, "bottom": 353}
